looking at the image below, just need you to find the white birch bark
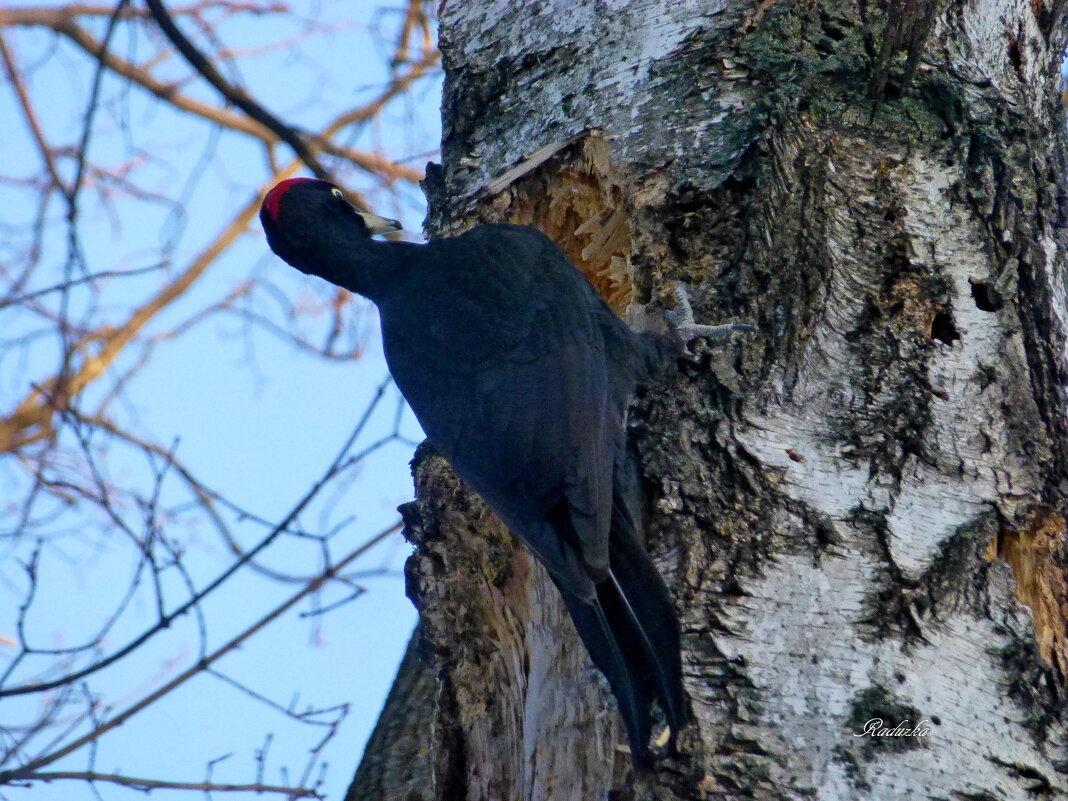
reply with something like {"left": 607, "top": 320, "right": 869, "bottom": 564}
{"left": 352, "top": 2, "right": 1068, "bottom": 799}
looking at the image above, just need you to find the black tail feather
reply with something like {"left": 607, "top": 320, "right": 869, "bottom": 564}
{"left": 606, "top": 435, "right": 686, "bottom": 741}
{"left": 555, "top": 585, "right": 655, "bottom": 766}
{"left": 551, "top": 500, "right": 685, "bottom": 765}
{"left": 606, "top": 522, "right": 685, "bottom": 746}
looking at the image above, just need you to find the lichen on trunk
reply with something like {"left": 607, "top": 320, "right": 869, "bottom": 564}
{"left": 352, "top": 2, "right": 1068, "bottom": 799}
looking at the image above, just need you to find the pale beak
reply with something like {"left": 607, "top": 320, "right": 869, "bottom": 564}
{"left": 356, "top": 210, "right": 403, "bottom": 236}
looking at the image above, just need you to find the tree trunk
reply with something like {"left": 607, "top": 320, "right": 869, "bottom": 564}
{"left": 352, "top": 2, "right": 1068, "bottom": 799}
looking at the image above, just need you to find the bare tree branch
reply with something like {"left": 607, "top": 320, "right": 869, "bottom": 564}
{"left": 0, "top": 7, "right": 272, "bottom": 138}
{"left": 0, "top": 34, "right": 67, "bottom": 198}
{"left": 144, "top": 0, "right": 335, "bottom": 181}
{"left": 0, "top": 377, "right": 396, "bottom": 697}
{"left": 7, "top": 770, "right": 323, "bottom": 797}
{"left": 0, "top": 4, "right": 439, "bottom": 795}
{"left": 0, "top": 263, "right": 166, "bottom": 308}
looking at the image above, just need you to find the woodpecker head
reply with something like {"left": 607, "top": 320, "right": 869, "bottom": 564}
{"left": 260, "top": 178, "right": 402, "bottom": 274}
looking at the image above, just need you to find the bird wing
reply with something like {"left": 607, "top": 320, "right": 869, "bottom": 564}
{"left": 464, "top": 337, "right": 616, "bottom": 579}
{"left": 379, "top": 225, "right": 620, "bottom": 590}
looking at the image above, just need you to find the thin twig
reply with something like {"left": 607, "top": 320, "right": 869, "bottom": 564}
{"left": 0, "top": 264, "right": 166, "bottom": 309}
{"left": 0, "top": 378, "right": 394, "bottom": 697}
{"left": 8, "top": 771, "right": 321, "bottom": 797}
{"left": 145, "top": 0, "right": 332, "bottom": 180}
{"left": 0, "top": 520, "right": 400, "bottom": 780}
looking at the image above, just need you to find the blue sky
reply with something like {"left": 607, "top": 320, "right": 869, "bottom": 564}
{"left": 0, "top": 3, "right": 442, "bottom": 799}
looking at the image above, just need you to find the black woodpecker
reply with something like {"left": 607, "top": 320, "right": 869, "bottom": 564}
{"left": 260, "top": 177, "right": 748, "bottom": 766}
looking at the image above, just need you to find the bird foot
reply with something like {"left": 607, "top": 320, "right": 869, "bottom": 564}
{"left": 666, "top": 282, "right": 754, "bottom": 345}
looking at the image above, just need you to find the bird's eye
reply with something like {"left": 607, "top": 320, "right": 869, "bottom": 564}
{"left": 331, "top": 188, "right": 344, "bottom": 200}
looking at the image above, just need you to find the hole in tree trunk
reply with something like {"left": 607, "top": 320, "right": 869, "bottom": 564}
{"left": 930, "top": 310, "right": 959, "bottom": 344}
{"left": 970, "top": 279, "right": 1000, "bottom": 311}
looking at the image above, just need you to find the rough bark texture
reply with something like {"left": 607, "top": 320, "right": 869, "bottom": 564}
{"left": 353, "top": 1, "right": 1068, "bottom": 799}
{"left": 344, "top": 626, "right": 436, "bottom": 801}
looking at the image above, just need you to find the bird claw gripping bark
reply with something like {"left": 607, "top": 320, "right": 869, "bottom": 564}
{"left": 666, "top": 282, "right": 754, "bottom": 346}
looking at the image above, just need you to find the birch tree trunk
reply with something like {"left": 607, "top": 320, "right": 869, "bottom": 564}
{"left": 349, "top": 2, "right": 1068, "bottom": 799}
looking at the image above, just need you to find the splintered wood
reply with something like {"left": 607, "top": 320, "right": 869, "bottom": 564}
{"left": 488, "top": 133, "right": 633, "bottom": 312}
{"left": 986, "top": 510, "right": 1068, "bottom": 679}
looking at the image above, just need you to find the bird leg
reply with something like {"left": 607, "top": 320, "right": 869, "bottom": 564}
{"left": 666, "top": 282, "right": 754, "bottom": 345}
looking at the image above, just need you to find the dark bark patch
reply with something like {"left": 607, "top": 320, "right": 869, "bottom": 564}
{"left": 855, "top": 511, "right": 1008, "bottom": 645}
{"left": 844, "top": 685, "right": 928, "bottom": 755}
{"left": 833, "top": 685, "right": 930, "bottom": 789}
{"left": 860, "top": 0, "right": 940, "bottom": 101}
{"left": 1030, "top": 0, "right": 1068, "bottom": 39}
{"left": 432, "top": 672, "right": 470, "bottom": 800}
{"left": 998, "top": 628, "right": 1068, "bottom": 749}
{"left": 959, "top": 84, "right": 1068, "bottom": 500}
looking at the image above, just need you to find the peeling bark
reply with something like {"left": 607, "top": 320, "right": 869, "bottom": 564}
{"left": 354, "top": 1, "right": 1068, "bottom": 799}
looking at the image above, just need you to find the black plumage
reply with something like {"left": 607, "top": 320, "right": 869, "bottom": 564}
{"left": 260, "top": 177, "right": 685, "bottom": 765}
